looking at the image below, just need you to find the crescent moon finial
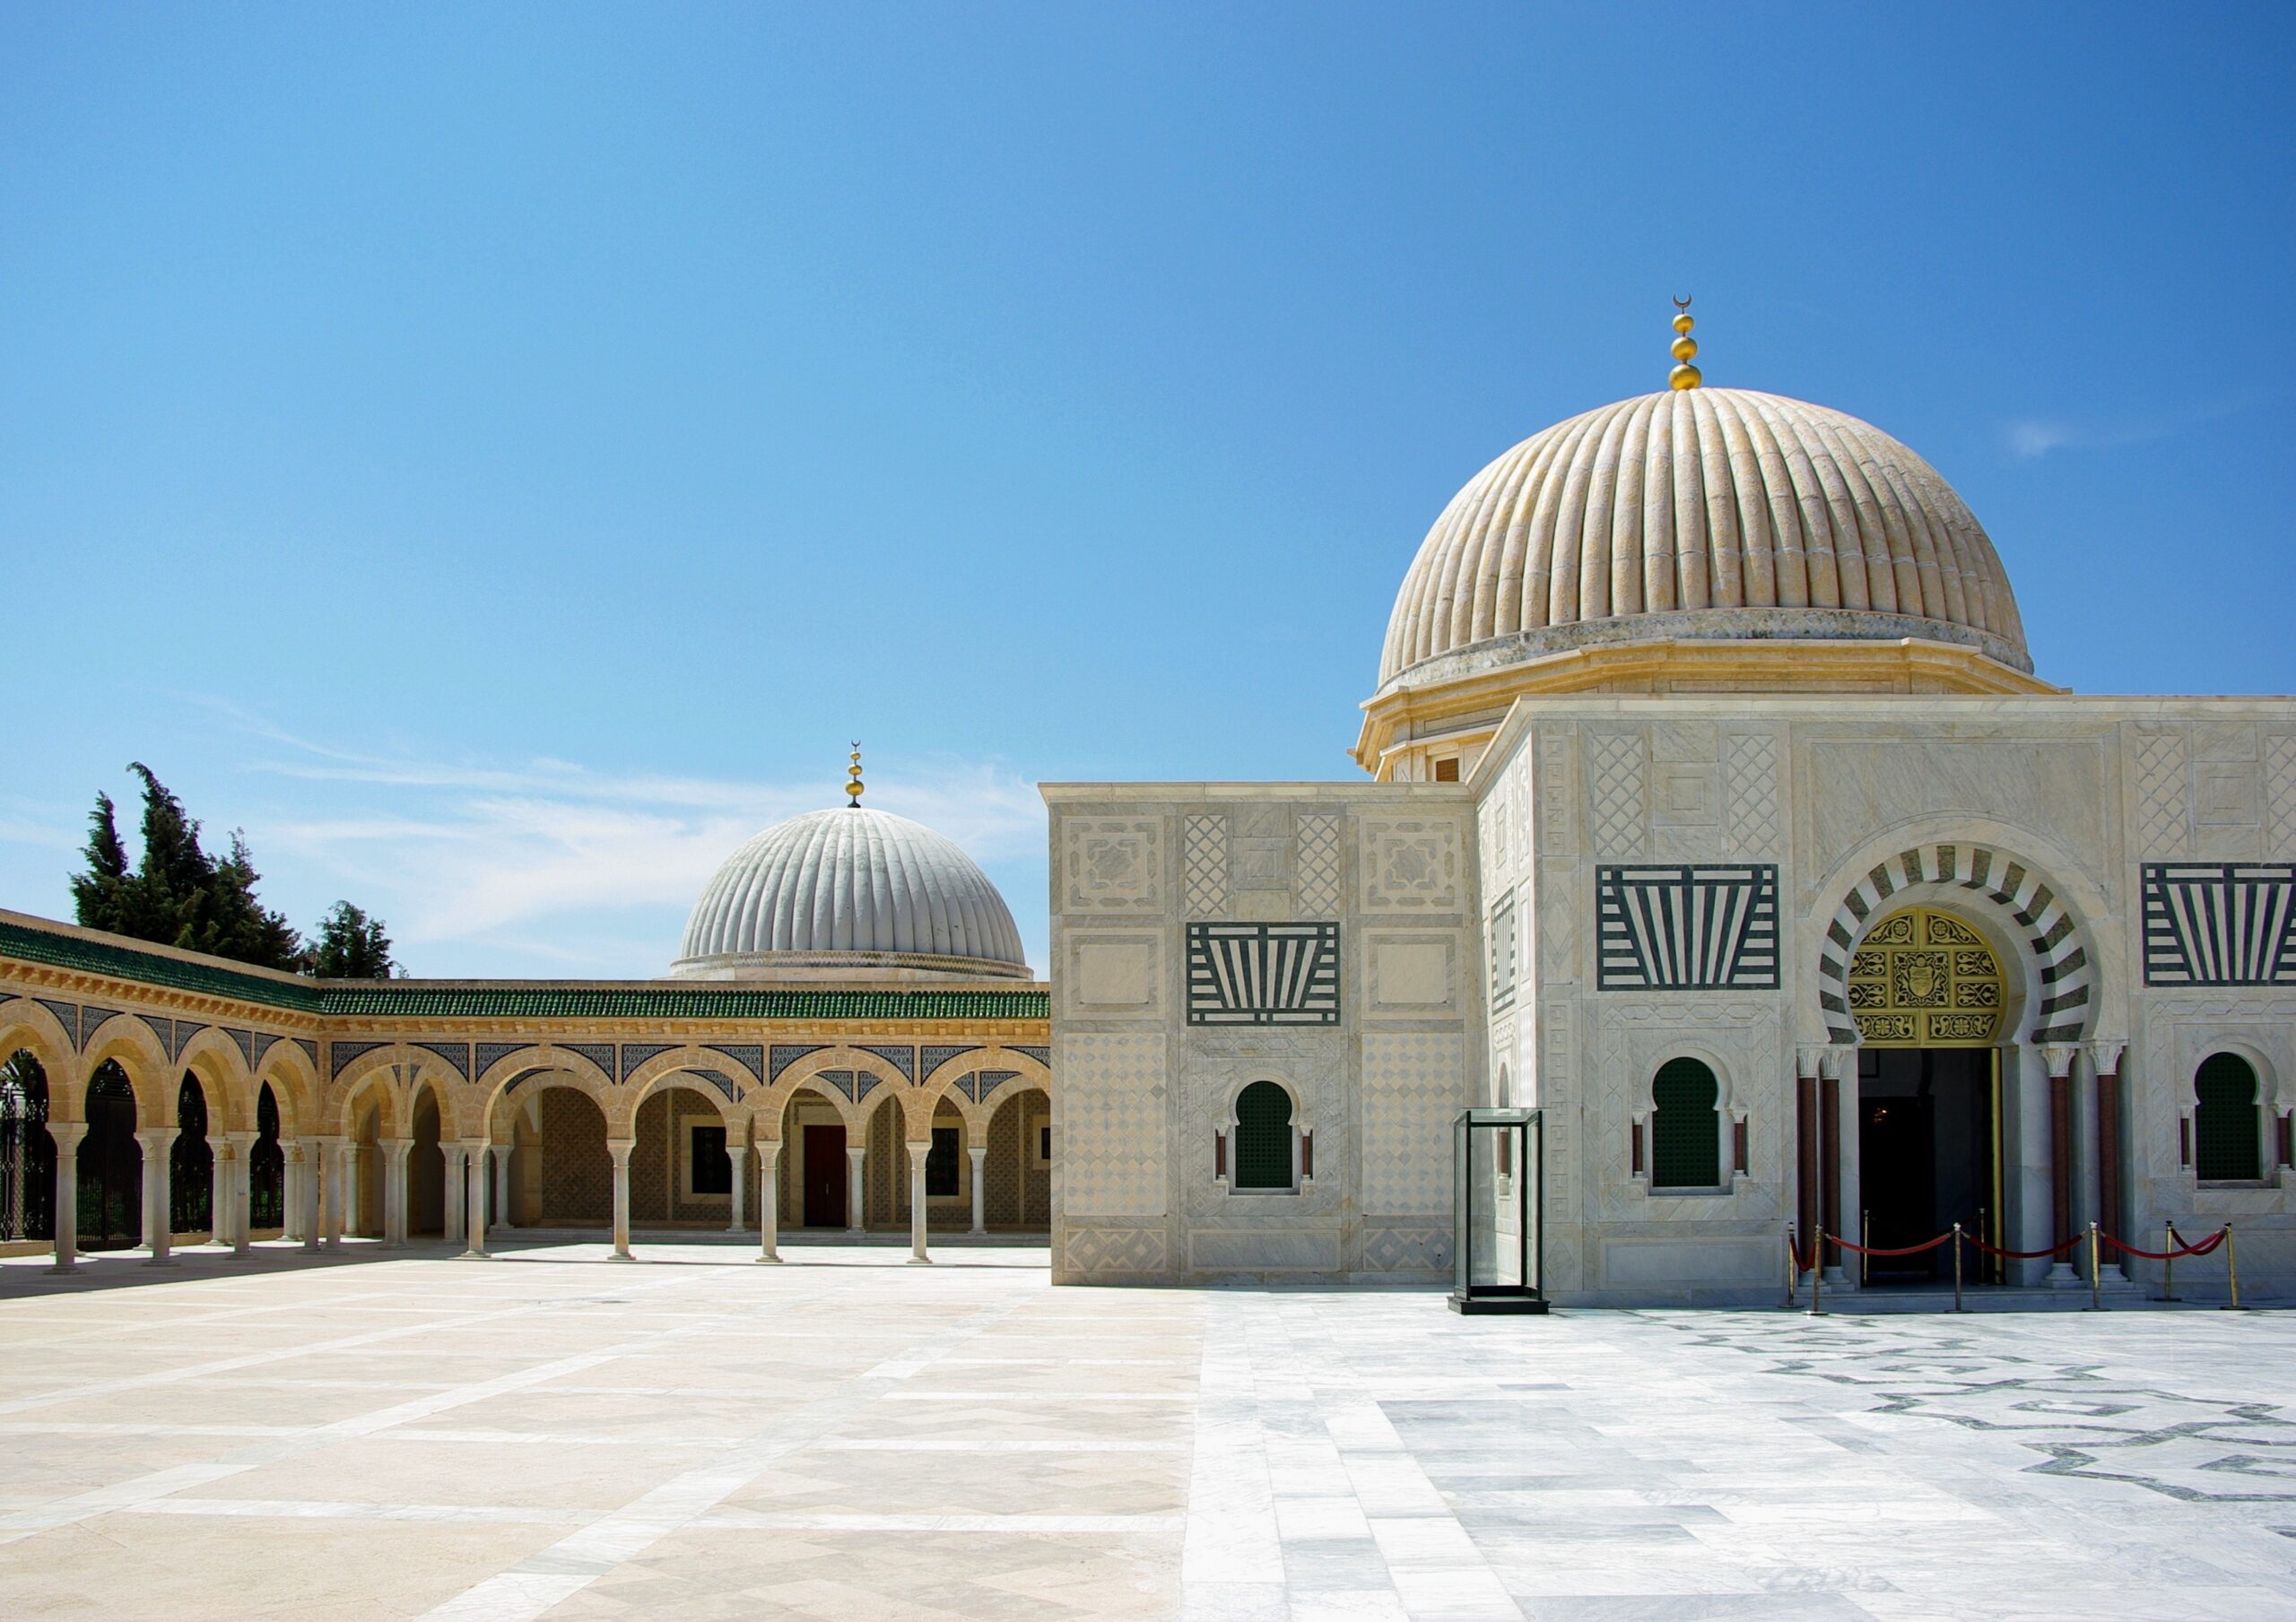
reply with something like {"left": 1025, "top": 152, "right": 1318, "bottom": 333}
{"left": 1674, "top": 295, "right": 1692, "bottom": 312}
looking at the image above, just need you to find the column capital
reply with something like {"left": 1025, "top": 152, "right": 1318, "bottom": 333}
{"left": 134, "top": 1126, "right": 178, "bottom": 1149}
{"left": 606, "top": 1137, "right": 636, "bottom": 1162}
{"left": 905, "top": 1140, "right": 933, "bottom": 1158}
{"left": 223, "top": 1129, "right": 259, "bottom": 1147}
{"left": 2039, "top": 1043, "right": 2080, "bottom": 1080}
{"left": 47, "top": 1120, "right": 89, "bottom": 1147}
{"left": 379, "top": 1135, "right": 413, "bottom": 1150}
{"left": 455, "top": 1137, "right": 491, "bottom": 1152}
{"left": 845, "top": 1144, "right": 867, "bottom": 1159}
{"left": 2085, "top": 1038, "right": 2126, "bottom": 1077}
{"left": 726, "top": 1142, "right": 750, "bottom": 1160}
{"left": 316, "top": 1134, "right": 349, "bottom": 1149}
{"left": 1795, "top": 1045, "right": 1830, "bottom": 1080}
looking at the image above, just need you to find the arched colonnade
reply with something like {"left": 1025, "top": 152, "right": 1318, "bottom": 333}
{"left": 0, "top": 1007, "right": 1052, "bottom": 1270}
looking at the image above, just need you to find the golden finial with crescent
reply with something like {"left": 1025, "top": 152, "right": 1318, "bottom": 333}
{"left": 1668, "top": 296, "right": 1701, "bottom": 390}
{"left": 846, "top": 742, "right": 865, "bottom": 807}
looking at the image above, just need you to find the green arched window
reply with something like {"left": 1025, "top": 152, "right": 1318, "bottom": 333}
{"left": 2195, "top": 1053, "right": 2260, "bottom": 1182}
{"left": 1233, "top": 1081, "right": 1294, "bottom": 1191}
{"left": 1651, "top": 1058, "right": 1721, "bottom": 1191}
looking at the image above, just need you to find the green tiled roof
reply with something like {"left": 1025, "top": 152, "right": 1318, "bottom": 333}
{"left": 316, "top": 985, "right": 1048, "bottom": 1021}
{"left": 0, "top": 916, "right": 1048, "bottom": 1025}
{"left": 0, "top": 918, "right": 321, "bottom": 1013}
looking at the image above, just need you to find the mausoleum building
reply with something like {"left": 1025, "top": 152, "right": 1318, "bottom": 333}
{"left": 1045, "top": 310, "right": 2296, "bottom": 1301}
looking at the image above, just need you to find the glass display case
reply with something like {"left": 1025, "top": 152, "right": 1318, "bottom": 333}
{"left": 1449, "top": 1107, "right": 1546, "bottom": 1314}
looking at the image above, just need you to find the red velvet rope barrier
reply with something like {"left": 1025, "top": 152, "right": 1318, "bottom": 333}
{"left": 2100, "top": 1227, "right": 2227, "bottom": 1262}
{"left": 1827, "top": 1231, "right": 1957, "bottom": 1258}
{"left": 1958, "top": 1233, "right": 2084, "bottom": 1261}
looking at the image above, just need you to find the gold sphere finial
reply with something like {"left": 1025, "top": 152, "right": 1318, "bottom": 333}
{"left": 1668, "top": 296, "right": 1701, "bottom": 390}
{"left": 846, "top": 741, "right": 865, "bottom": 807}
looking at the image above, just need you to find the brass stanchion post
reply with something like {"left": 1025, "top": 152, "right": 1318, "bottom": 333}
{"left": 2224, "top": 1223, "right": 2240, "bottom": 1311}
{"left": 1860, "top": 1210, "right": 1870, "bottom": 1287}
{"left": 1809, "top": 1227, "right": 1825, "bottom": 1317}
{"left": 1952, "top": 1223, "right": 1963, "bottom": 1313}
{"left": 1784, "top": 1223, "right": 1796, "bottom": 1307}
{"left": 2087, "top": 1222, "right": 2101, "bottom": 1311}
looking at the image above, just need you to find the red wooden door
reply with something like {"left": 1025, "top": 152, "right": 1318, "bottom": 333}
{"left": 804, "top": 1124, "right": 847, "bottom": 1227}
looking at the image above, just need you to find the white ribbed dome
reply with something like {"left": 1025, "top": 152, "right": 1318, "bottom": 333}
{"left": 674, "top": 807, "right": 1028, "bottom": 980}
{"left": 1379, "top": 387, "right": 2031, "bottom": 690}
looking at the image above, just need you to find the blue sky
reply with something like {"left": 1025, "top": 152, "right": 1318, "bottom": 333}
{"left": 4, "top": 4, "right": 2291, "bottom": 977}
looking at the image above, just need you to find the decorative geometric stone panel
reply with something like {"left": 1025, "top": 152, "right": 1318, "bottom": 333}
{"left": 1063, "top": 818, "right": 1164, "bottom": 913}
{"left": 1186, "top": 924, "right": 1341, "bottom": 1026}
{"left": 1183, "top": 814, "right": 1230, "bottom": 917}
{"left": 1060, "top": 1226, "right": 1169, "bottom": 1276}
{"left": 2269, "top": 733, "right": 2296, "bottom": 850}
{"left": 1722, "top": 733, "right": 1779, "bottom": 846}
{"left": 1058, "top": 1031, "right": 1168, "bottom": 1218}
{"left": 1360, "top": 819, "right": 1462, "bottom": 913}
{"left": 1361, "top": 1032, "right": 1461, "bottom": 1217}
{"left": 1357, "top": 1225, "right": 1452, "bottom": 1273}
{"left": 1294, "top": 814, "right": 1342, "bottom": 917}
{"left": 2143, "top": 863, "right": 2296, "bottom": 986}
{"left": 416, "top": 1041, "right": 472, "bottom": 1081}
{"left": 1587, "top": 732, "right": 1648, "bottom": 855}
{"left": 2134, "top": 728, "right": 2191, "bottom": 854}
{"left": 1596, "top": 865, "right": 1780, "bottom": 991}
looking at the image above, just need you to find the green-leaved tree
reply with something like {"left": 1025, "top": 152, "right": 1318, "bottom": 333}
{"left": 70, "top": 764, "right": 395, "bottom": 977}
{"left": 305, "top": 900, "right": 398, "bottom": 979}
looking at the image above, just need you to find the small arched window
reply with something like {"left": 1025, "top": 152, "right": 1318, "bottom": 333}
{"left": 2194, "top": 1053, "right": 2261, "bottom": 1182}
{"left": 1651, "top": 1058, "right": 1721, "bottom": 1191}
{"left": 1233, "top": 1082, "right": 1295, "bottom": 1191}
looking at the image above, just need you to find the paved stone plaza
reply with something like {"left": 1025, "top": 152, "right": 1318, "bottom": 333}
{"left": 0, "top": 1244, "right": 2288, "bottom": 1619}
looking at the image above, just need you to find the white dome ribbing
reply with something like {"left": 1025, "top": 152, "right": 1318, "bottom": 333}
{"left": 674, "top": 807, "right": 1026, "bottom": 976}
{"left": 1379, "top": 387, "right": 2031, "bottom": 689}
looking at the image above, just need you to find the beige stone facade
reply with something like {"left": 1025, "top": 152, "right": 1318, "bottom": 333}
{"left": 0, "top": 908, "right": 1049, "bottom": 1267}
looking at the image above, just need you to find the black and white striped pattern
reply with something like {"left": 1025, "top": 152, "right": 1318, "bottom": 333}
{"left": 1818, "top": 844, "right": 2092, "bottom": 1044}
{"left": 1186, "top": 923, "right": 1342, "bottom": 1026}
{"left": 1596, "top": 865, "right": 1779, "bottom": 991}
{"left": 2143, "top": 863, "right": 2296, "bottom": 986}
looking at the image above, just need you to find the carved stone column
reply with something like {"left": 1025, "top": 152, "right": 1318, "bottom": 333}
{"left": 226, "top": 1132, "right": 257, "bottom": 1257}
{"left": 462, "top": 1141, "right": 489, "bottom": 1258}
{"left": 845, "top": 1145, "right": 866, "bottom": 1235}
{"left": 136, "top": 1128, "right": 178, "bottom": 1264}
{"left": 969, "top": 1145, "right": 987, "bottom": 1236}
{"left": 380, "top": 1137, "right": 412, "bottom": 1246}
{"left": 322, "top": 1137, "right": 349, "bottom": 1246}
{"left": 2090, "top": 1038, "right": 2127, "bottom": 1280}
{"left": 2041, "top": 1044, "right": 2080, "bottom": 1282}
{"left": 609, "top": 1139, "right": 634, "bottom": 1259}
{"left": 300, "top": 1139, "right": 325, "bottom": 1253}
{"left": 491, "top": 1145, "right": 511, "bottom": 1231}
{"left": 726, "top": 1144, "right": 749, "bottom": 1234}
{"left": 757, "top": 1141, "right": 780, "bottom": 1263}
{"left": 48, "top": 1121, "right": 86, "bottom": 1272}
{"left": 441, "top": 1144, "right": 467, "bottom": 1245}
{"left": 1793, "top": 1046, "right": 1822, "bottom": 1272}
{"left": 907, "top": 1141, "right": 931, "bottom": 1264}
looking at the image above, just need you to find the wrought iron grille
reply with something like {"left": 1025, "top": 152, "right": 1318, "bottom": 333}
{"left": 171, "top": 1077, "right": 213, "bottom": 1235}
{"left": 0, "top": 1052, "right": 54, "bottom": 1242}
{"left": 250, "top": 1085, "right": 284, "bottom": 1229}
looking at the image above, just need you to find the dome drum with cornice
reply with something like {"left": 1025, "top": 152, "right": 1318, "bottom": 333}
{"left": 673, "top": 802, "right": 1031, "bottom": 983}
{"left": 1353, "top": 313, "right": 2056, "bottom": 779}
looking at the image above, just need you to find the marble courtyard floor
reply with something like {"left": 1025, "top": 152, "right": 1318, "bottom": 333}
{"left": 0, "top": 1244, "right": 2289, "bottom": 1619}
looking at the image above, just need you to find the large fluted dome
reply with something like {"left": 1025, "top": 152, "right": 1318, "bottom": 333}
{"left": 1378, "top": 388, "right": 2031, "bottom": 691}
{"left": 674, "top": 807, "right": 1029, "bottom": 981}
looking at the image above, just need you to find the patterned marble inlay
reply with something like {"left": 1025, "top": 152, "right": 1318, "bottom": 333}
{"left": 1360, "top": 1032, "right": 1459, "bottom": 1217}
{"left": 1059, "top": 1031, "right": 1167, "bottom": 1218}
{"left": 1293, "top": 814, "right": 1342, "bottom": 918}
{"left": 1182, "top": 814, "right": 1229, "bottom": 918}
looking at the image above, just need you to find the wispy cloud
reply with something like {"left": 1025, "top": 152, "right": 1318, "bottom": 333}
{"left": 2002, "top": 393, "right": 2261, "bottom": 462}
{"left": 217, "top": 721, "right": 1045, "bottom": 974}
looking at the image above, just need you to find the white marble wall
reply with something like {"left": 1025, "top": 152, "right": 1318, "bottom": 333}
{"left": 1044, "top": 785, "right": 1483, "bottom": 1283}
{"left": 1473, "top": 694, "right": 2296, "bottom": 1305}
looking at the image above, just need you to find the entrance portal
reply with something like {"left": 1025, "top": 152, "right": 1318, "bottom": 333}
{"left": 803, "top": 1124, "right": 846, "bottom": 1227}
{"left": 1848, "top": 906, "right": 2009, "bottom": 1284}
{"left": 1857, "top": 1049, "right": 1997, "bottom": 1281}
